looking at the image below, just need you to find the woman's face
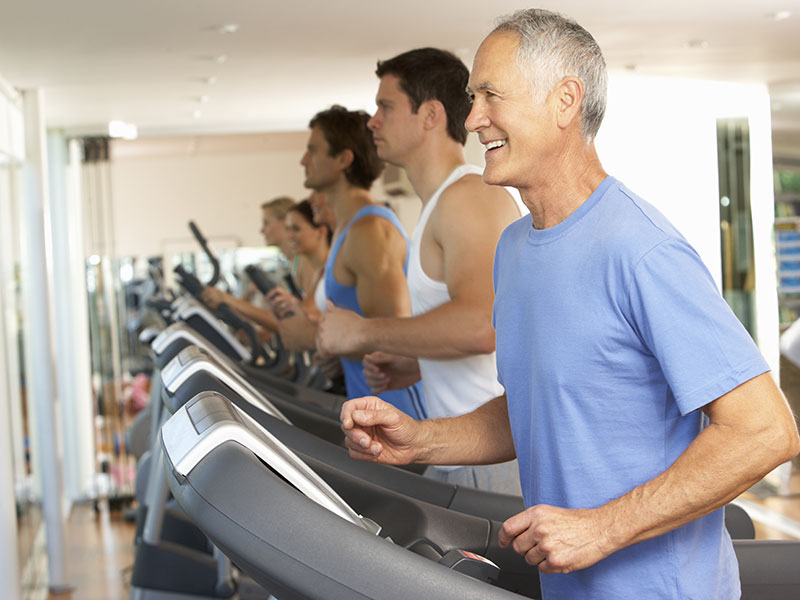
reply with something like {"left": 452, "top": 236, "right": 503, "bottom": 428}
{"left": 260, "top": 208, "right": 287, "bottom": 247}
{"left": 286, "top": 211, "right": 322, "bottom": 256}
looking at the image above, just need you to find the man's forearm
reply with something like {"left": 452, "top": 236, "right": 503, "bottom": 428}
{"left": 416, "top": 395, "right": 516, "bottom": 465}
{"left": 279, "top": 315, "right": 319, "bottom": 352}
{"left": 360, "top": 300, "right": 495, "bottom": 360}
{"left": 595, "top": 394, "right": 799, "bottom": 555}
{"left": 224, "top": 296, "right": 279, "bottom": 333}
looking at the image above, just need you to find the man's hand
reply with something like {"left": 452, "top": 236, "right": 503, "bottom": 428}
{"left": 499, "top": 505, "right": 614, "bottom": 574}
{"left": 201, "top": 286, "right": 230, "bottom": 310}
{"left": 363, "top": 352, "right": 421, "bottom": 394}
{"left": 340, "top": 396, "right": 422, "bottom": 464}
{"left": 317, "top": 301, "right": 367, "bottom": 356}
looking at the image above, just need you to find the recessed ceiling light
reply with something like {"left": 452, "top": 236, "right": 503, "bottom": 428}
{"left": 196, "top": 54, "right": 227, "bottom": 63}
{"left": 204, "top": 76, "right": 217, "bottom": 85}
{"left": 206, "top": 24, "right": 238, "bottom": 34}
{"left": 192, "top": 110, "right": 202, "bottom": 120}
{"left": 769, "top": 10, "right": 791, "bottom": 21}
{"left": 197, "top": 95, "right": 210, "bottom": 105}
{"left": 687, "top": 39, "right": 708, "bottom": 49}
{"left": 108, "top": 120, "right": 137, "bottom": 140}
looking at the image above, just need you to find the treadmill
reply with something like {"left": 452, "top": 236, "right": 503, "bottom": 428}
{"left": 161, "top": 390, "right": 539, "bottom": 599}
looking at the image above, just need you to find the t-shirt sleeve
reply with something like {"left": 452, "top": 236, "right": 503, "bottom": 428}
{"left": 626, "top": 237, "right": 769, "bottom": 415}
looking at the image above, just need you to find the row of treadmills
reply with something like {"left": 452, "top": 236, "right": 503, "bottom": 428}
{"left": 127, "top": 260, "right": 800, "bottom": 599}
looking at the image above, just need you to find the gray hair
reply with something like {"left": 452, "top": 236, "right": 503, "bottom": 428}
{"left": 493, "top": 9, "right": 607, "bottom": 142}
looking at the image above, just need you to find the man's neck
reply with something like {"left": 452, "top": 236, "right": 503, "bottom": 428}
{"left": 324, "top": 179, "right": 373, "bottom": 234}
{"left": 402, "top": 138, "right": 467, "bottom": 204}
{"left": 520, "top": 140, "right": 608, "bottom": 230}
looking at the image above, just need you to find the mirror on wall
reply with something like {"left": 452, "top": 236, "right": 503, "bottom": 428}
{"left": 717, "top": 117, "right": 756, "bottom": 339}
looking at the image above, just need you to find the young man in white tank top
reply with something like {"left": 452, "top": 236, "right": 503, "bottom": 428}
{"left": 317, "top": 48, "right": 525, "bottom": 495}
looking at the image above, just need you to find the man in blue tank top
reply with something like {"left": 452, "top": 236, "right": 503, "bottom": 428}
{"left": 336, "top": 9, "right": 800, "bottom": 600}
{"left": 273, "top": 105, "right": 426, "bottom": 420}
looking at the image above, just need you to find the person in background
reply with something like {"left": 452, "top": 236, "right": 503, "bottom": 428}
{"left": 275, "top": 105, "right": 426, "bottom": 419}
{"left": 202, "top": 195, "right": 300, "bottom": 335}
{"left": 270, "top": 199, "right": 331, "bottom": 321}
{"left": 260, "top": 195, "right": 314, "bottom": 294}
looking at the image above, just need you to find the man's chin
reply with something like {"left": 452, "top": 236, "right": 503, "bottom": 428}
{"left": 377, "top": 152, "right": 396, "bottom": 165}
{"left": 481, "top": 169, "right": 507, "bottom": 188}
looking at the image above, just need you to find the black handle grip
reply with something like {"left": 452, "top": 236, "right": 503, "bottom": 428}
{"left": 245, "top": 264, "right": 295, "bottom": 319}
{"left": 216, "top": 303, "right": 248, "bottom": 333}
{"left": 283, "top": 273, "right": 303, "bottom": 299}
{"left": 188, "top": 220, "right": 221, "bottom": 287}
{"left": 216, "top": 304, "right": 262, "bottom": 365}
{"left": 174, "top": 265, "right": 205, "bottom": 297}
{"left": 188, "top": 220, "right": 206, "bottom": 246}
{"left": 244, "top": 264, "right": 278, "bottom": 295}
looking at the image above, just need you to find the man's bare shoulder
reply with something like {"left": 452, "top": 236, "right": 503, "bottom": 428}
{"left": 341, "top": 211, "right": 406, "bottom": 267}
{"left": 346, "top": 212, "right": 404, "bottom": 244}
{"left": 434, "top": 173, "right": 521, "bottom": 226}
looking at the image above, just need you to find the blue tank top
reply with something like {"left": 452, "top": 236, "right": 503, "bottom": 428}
{"left": 325, "top": 205, "right": 427, "bottom": 419}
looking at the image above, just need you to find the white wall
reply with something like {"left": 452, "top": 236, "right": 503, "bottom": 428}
{"left": 596, "top": 76, "right": 777, "bottom": 372}
{"left": 110, "top": 130, "right": 427, "bottom": 258}
{"left": 110, "top": 132, "right": 310, "bottom": 257}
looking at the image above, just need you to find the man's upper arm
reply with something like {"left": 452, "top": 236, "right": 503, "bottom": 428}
{"left": 434, "top": 178, "right": 521, "bottom": 316}
{"left": 703, "top": 372, "right": 799, "bottom": 449}
{"left": 345, "top": 216, "right": 411, "bottom": 318}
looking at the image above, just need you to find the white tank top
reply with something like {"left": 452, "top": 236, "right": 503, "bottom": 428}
{"left": 314, "top": 274, "right": 328, "bottom": 313}
{"left": 407, "top": 164, "right": 524, "bottom": 420}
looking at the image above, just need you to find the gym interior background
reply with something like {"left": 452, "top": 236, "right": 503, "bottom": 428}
{"left": 1, "top": 1, "right": 799, "bottom": 598}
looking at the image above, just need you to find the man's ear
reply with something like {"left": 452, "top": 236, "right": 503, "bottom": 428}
{"left": 421, "top": 99, "right": 446, "bottom": 132}
{"left": 554, "top": 76, "right": 584, "bottom": 130}
{"left": 336, "top": 148, "right": 354, "bottom": 170}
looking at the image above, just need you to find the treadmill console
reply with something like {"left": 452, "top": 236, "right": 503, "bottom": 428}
{"left": 174, "top": 299, "right": 252, "bottom": 363}
{"left": 161, "top": 391, "right": 381, "bottom": 536}
{"left": 161, "top": 346, "right": 290, "bottom": 423}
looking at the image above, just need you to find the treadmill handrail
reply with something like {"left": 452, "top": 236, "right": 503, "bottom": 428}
{"left": 162, "top": 346, "right": 291, "bottom": 424}
{"left": 161, "top": 391, "right": 381, "bottom": 536}
{"left": 173, "top": 299, "right": 252, "bottom": 362}
{"left": 188, "top": 220, "right": 221, "bottom": 287}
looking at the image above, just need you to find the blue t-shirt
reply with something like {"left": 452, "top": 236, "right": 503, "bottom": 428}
{"left": 325, "top": 205, "right": 427, "bottom": 420}
{"left": 493, "top": 177, "right": 768, "bottom": 599}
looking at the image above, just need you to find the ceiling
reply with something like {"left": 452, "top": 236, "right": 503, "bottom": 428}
{"left": 1, "top": 0, "right": 799, "bottom": 156}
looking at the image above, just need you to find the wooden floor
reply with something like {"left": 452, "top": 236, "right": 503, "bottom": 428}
{"left": 33, "top": 502, "right": 136, "bottom": 600}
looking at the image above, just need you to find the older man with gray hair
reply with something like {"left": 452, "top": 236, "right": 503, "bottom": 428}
{"left": 339, "top": 8, "right": 800, "bottom": 599}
